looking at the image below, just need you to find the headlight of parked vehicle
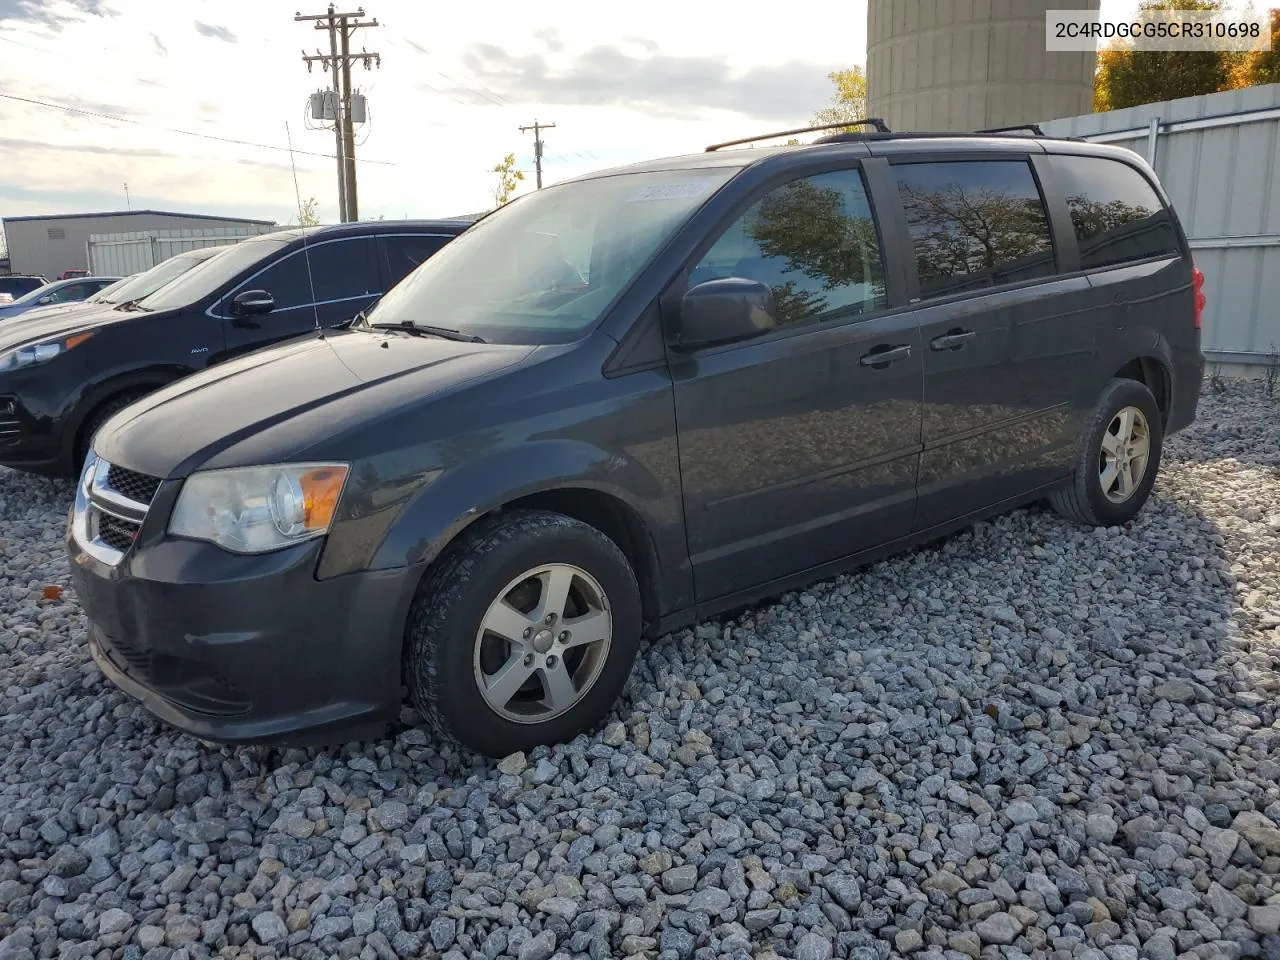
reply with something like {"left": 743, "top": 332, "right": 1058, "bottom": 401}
{"left": 0, "top": 332, "right": 94, "bottom": 372}
{"left": 169, "top": 463, "right": 350, "bottom": 554}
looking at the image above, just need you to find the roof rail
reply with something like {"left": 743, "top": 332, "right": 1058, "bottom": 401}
{"left": 705, "top": 119, "right": 891, "bottom": 152}
{"left": 975, "top": 123, "right": 1046, "bottom": 136}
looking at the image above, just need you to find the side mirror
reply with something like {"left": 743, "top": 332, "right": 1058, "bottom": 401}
{"left": 230, "top": 289, "right": 275, "bottom": 318}
{"left": 37, "top": 295, "right": 56, "bottom": 305}
{"left": 672, "top": 277, "right": 777, "bottom": 351}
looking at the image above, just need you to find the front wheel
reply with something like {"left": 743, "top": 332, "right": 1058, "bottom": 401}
{"left": 1049, "top": 377, "right": 1164, "bottom": 527}
{"left": 404, "top": 509, "right": 642, "bottom": 758}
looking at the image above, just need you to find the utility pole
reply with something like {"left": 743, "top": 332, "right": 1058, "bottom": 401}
{"left": 519, "top": 119, "right": 556, "bottom": 189}
{"left": 296, "top": 4, "right": 379, "bottom": 221}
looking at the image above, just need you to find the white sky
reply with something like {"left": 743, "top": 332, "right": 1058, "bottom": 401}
{"left": 0, "top": 0, "right": 1219, "bottom": 226}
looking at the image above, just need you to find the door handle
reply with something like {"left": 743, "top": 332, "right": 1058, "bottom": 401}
{"left": 859, "top": 343, "right": 912, "bottom": 368}
{"left": 930, "top": 328, "right": 976, "bottom": 351}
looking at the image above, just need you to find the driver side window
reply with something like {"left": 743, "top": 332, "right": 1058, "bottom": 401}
{"left": 690, "top": 168, "right": 887, "bottom": 329}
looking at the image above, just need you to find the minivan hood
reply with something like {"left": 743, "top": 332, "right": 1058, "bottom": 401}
{"left": 95, "top": 326, "right": 535, "bottom": 479}
{"left": 0, "top": 302, "right": 134, "bottom": 351}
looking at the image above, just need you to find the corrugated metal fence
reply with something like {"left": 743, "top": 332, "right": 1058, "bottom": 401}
{"left": 86, "top": 224, "right": 278, "bottom": 277}
{"left": 1040, "top": 84, "right": 1280, "bottom": 369}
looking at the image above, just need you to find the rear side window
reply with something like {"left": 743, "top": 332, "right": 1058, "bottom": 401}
{"left": 689, "top": 168, "right": 887, "bottom": 329}
{"left": 382, "top": 235, "right": 451, "bottom": 288}
{"left": 1053, "top": 155, "right": 1179, "bottom": 269}
{"left": 893, "top": 160, "right": 1056, "bottom": 298}
{"left": 249, "top": 237, "right": 380, "bottom": 311}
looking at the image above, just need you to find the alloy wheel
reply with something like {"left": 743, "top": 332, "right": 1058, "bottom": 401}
{"left": 1099, "top": 405, "right": 1151, "bottom": 504}
{"left": 472, "top": 563, "right": 613, "bottom": 723}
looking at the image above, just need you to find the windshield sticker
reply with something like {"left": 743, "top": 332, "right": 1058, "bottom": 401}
{"left": 626, "top": 181, "right": 720, "bottom": 203}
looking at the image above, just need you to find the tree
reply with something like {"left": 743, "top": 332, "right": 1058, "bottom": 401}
{"left": 492, "top": 153, "right": 525, "bottom": 207}
{"left": 784, "top": 66, "right": 870, "bottom": 145}
{"left": 811, "top": 67, "right": 867, "bottom": 131}
{"left": 897, "top": 181, "right": 1052, "bottom": 284}
{"left": 294, "top": 196, "right": 320, "bottom": 227}
{"left": 1093, "top": 0, "right": 1247, "bottom": 111}
{"left": 1232, "top": 8, "right": 1280, "bottom": 85}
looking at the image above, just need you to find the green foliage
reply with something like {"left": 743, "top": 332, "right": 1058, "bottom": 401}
{"left": 1093, "top": 0, "right": 1277, "bottom": 111}
{"left": 1237, "top": 8, "right": 1280, "bottom": 85}
{"left": 492, "top": 153, "right": 525, "bottom": 207}
{"left": 295, "top": 196, "right": 320, "bottom": 227}
{"left": 811, "top": 68, "right": 867, "bottom": 131}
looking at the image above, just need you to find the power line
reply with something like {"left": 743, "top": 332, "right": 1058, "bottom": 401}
{"left": 0, "top": 91, "right": 398, "bottom": 166}
{"left": 434, "top": 70, "right": 508, "bottom": 107}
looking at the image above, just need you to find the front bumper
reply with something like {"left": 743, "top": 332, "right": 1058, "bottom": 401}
{"left": 67, "top": 488, "right": 423, "bottom": 747}
{"left": 0, "top": 391, "right": 66, "bottom": 475}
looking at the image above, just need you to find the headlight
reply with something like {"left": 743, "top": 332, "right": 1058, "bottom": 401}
{"left": 0, "top": 332, "right": 94, "bottom": 372}
{"left": 169, "top": 462, "right": 350, "bottom": 554}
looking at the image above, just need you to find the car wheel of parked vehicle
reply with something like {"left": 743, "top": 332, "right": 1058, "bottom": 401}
{"left": 404, "top": 509, "right": 642, "bottom": 758}
{"left": 1049, "top": 376, "right": 1164, "bottom": 528}
{"left": 75, "top": 391, "right": 149, "bottom": 473}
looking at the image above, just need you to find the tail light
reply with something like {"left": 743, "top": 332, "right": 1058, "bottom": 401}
{"left": 1192, "top": 265, "right": 1205, "bottom": 330}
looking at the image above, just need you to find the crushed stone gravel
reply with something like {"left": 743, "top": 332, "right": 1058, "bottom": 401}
{"left": 0, "top": 377, "right": 1277, "bottom": 960}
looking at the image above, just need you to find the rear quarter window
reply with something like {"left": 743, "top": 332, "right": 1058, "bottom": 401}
{"left": 1052, "top": 155, "right": 1180, "bottom": 269}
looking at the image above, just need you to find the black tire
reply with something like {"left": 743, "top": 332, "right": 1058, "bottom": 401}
{"left": 404, "top": 509, "right": 642, "bottom": 758}
{"left": 1049, "top": 377, "right": 1163, "bottom": 527}
{"left": 75, "top": 392, "right": 149, "bottom": 473}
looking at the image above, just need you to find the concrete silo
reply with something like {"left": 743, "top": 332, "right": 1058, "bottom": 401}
{"left": 866, "top": 0, "right": 1099, "bottom": 133}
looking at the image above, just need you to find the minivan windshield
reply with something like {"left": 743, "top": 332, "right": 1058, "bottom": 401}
{"left": 135, "top": 233, "right": 294, "bottom": 311}
{"left": 99, "top": 247, "right": 223, "bottom": 305}
{"left": 365, "top": 168, "right": 739, "bottom": 343}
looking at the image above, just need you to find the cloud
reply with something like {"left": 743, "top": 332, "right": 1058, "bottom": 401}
{"left": 194, "top": 21, "right": 236, "bottom": 43}
{"left": 0, "top": 137, "right": 182, "bottom": 160}
{"left": 18, "top": 91, "right": 141, "bottom": 122}
{"left": 457, "top": 44, "right": 837, "bottom": 121}
{"left": 532, "top": 28, "right": 563, "bottom": 53}
{"left": 149, "top": 31, "right": 167, "bottom": 55}
{"left": 0, "top": 137, "right": 300, "bottom": 177}
{"left": 0, "top": 0, "right": 113, "bottom": 27}
{"left": 623, "top": 36, "right": 659, "bottom": 53}
{"left": 0, "top": 179, "right": 284, "bottom": 222}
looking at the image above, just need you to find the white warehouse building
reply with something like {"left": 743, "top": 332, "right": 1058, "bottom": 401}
{"left": 1, "top": 210, "right": 277, "bottom": 280}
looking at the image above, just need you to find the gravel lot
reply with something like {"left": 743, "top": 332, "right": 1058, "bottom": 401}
{"left": 1, "top": 378, "right": 1278, "bottom": 960}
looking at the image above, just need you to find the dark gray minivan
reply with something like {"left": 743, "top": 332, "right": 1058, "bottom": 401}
{"left": 69, "top": 127, "right": 1205, "bottom": 757}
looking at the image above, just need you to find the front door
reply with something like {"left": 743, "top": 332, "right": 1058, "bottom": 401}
{"left": 888, "top": 158, "right": 1095, "bottom": 530}
{"left": 667, "top": 167, "right": 923, "bottom": 603}
{"left": 221, "top": 236, "right": 383, "bottom": 358}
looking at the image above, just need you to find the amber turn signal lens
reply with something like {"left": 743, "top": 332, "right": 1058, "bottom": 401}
{"left": 299, "top": 465, "right": 349, "bottom": 531}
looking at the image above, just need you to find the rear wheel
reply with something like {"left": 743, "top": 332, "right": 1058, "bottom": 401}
{"left": 404, "top": 509, "right": 642, "bottom": 758}
{"left": 75, "top": 392, "right": 149, "bottom": 474}
{"left": 1049, "top": 377, "right": 1163, "bottom": 527}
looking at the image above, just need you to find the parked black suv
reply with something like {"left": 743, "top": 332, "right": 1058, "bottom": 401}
{"left": 69, "top": 128, "right": 1204, "bottom": 757}
{"left": 1, "top": 220, "right": 468, "bottom": 476}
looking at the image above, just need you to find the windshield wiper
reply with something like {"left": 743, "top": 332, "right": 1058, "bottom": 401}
{"left": 114, "top": 298, "right": 149, "bottom": 311}
{"left": 371, "top": 319, "right": 485, "bottom": 343}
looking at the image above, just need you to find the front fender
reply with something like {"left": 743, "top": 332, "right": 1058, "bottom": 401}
{"left": 367, "top": 437, "right": 668, "bottom": 571}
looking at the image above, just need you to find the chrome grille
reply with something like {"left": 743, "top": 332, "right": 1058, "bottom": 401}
{"left": 71, "top": 454, "right": 158, "bottom": 567}
{"left": 97, "top": 512, "right": 140, "bottom": 552}
{"left": 104, "top": 464, "right": 161, "bottom": 504}
{"left": 0, "top": 397, "right": 18, "bottom": 443}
